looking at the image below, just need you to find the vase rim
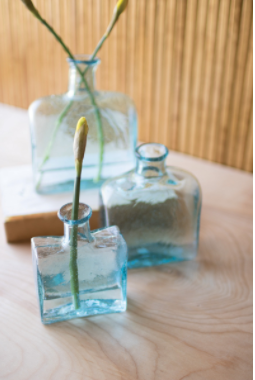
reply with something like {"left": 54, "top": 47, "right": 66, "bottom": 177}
{"left": 58, "top": 202, "right": 92, "bottom": 226}
{"left": 135, "top": 143, "right": 169, "bottom": 162}
{"left": 67, "top": 54, "right": 100, "bottom": 66}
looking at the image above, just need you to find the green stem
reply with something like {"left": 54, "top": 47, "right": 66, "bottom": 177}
{"left": 36, "top": 100, "right": 73, "bottom": 190}
{"left": 91, "top": 35, "right": 108, "bottom": 62}
{"left": 71, "top": 175, "right": 81, "bottom": 220}
{"left": 69, "top": 228, "right": 79, "bottom": 309}
{"left": 39, "top": 100, "right": 73, "bottom": 169}
{"left": 36, "top": 17, "right": 104, "bottom": 187}
{"left": 69, "top": 175, "right": 81, "bottom": 310}
{"left": 82, "top": 35, "right": 107, "bottom": 78}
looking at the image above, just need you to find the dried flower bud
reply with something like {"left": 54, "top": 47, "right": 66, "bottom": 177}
{"left": 105, "top": 0, "right": 128, "bottom": 37}
{"left": 20, "top": 0, "right": 41, "bottom": 19}
{"left": 73, "top": 117, "right": 89, "bottom": 176}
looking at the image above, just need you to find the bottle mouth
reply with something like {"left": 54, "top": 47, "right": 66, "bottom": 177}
{"left": 67, "top": 54, "right": 100, "bottom": 66}
{"left": 58, "top": 203, "right": 92, "bottom": 226}
{"left": 135, "top": 143, "right": 169, "bottom": 162}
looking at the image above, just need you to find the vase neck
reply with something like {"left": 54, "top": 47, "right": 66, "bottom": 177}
{"left": 135, "top": 143, "right": 169, "bottom": 178}
{"left": 58, "top": 202, "right": 93, "bottom": 243}
{"left": 63, "top": 221, "right": 92, "bottom": 243}
{"left": 67, "top": 55, "right": 100, "bottom": 96}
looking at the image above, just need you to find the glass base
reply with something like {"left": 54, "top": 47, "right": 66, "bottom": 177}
{"left": 40, "top": 298, "right": 127, "bottom": 325}
{"left": 127, "top": 243, "right": 197, "bottom": 269}
{"left": 33, "top": 224, "right": 127, "bottom": 325}
{"left": 37, "top": 266, "right": 127, "bottom": 324}
{"left": 35, "top": 160, "right": 134, "bottom": 194}
{"left": 36, "top": 176, "right": 104, "bottom": 195}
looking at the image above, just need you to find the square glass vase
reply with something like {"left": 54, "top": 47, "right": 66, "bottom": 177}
{"left": 29, "top": 55, "right": 137, "bottom": 194}
{"left": 32, "top": 203, "right": 127, "bottom": 324}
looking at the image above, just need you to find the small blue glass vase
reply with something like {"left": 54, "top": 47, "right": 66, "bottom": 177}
{"left": 100, "top": 143, "right": 202, "bottom": 269}
{"left": 32, "top": 203, "right": 127, "bottom": 324}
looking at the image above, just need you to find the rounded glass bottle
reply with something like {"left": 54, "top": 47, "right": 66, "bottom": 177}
{"left": 100, "top": 143, "right": 202, "bottom": 268}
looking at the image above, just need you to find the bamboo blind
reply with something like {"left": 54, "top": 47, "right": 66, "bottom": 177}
{"left": 0, "top": 0, "right": 252, "bottom": 171}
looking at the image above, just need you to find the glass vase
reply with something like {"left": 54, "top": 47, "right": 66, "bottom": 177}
{"left": 29, "top": 55, "right": 137, "bottom": 194}
{"left": 32, "top": 203, "right": 127, "bottom": 324}
{"left": 100, "top": 143, "right": 202, "bottom": 269}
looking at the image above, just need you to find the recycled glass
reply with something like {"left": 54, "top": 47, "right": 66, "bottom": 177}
{"left": 29, "top": 55, "right": 137, "bottom": 194}
{"left": 100, "top": 143, "right": 202, "bottom": 269}
{"left": 32, "top": 203, "right": 127, "bottom": 324}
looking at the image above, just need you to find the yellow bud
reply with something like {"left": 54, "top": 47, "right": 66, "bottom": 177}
{"left": 105, "top": 0, "right": 128, "bottom": 37}
{"left": 20, "top": 0, "right": 41, "bottom": 19}
{"left": 73, "top": 117, "right": 89, "bottom": 176}
{"left": 115, "top": 0, "right": 128, "bottom": 20}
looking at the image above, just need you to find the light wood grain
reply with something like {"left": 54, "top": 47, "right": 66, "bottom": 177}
{"left": 0, "top": 0, "right": 252, "bottom": 172}
{"left": 0, "top": 104, "right": 252, "bottom": 379}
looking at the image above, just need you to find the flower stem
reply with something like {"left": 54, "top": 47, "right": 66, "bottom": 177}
{"left": 36, "top": 17, "right": 104, "bottom": 188}
{"left": 82, "top": 35, "right": 107, "bottom": 79}
{"left": 35, "top": 99, "right": 74, "bottom": 190}
{"left": 69, "top": 174, "right": 81, "bottom": 309}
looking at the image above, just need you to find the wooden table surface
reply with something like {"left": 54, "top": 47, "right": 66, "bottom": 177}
{"left": 0, "top": 104, "right": 253, "bottom": 379}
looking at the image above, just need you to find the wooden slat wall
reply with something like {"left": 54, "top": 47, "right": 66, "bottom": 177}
{"left": 0, "top": 0, "right": 252, "bottom": 171}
